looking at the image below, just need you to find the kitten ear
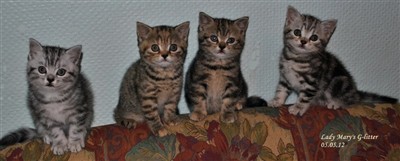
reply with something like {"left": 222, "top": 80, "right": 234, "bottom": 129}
{"left": 286, "top": 6, "right": 302, "bottom": 26}
{"left": 137, "top": 21, "right": 152, "bottom": 43}
{"left": 65, "top": 45, "right": 83, "bottom": 65}
{"left": 321, "top": 19, "right": 337, "bottom": 39}
{"left": 199, "top": 12, "right": 214, "bottom": 31}
{"left": 29, "top": 38, "right": 43, "bottom": 60}
{"left": 175, "top": 21, "right": 190, "bottom": 41}
{"left": 234, "top": 16, "right": 249, "bottom": 32}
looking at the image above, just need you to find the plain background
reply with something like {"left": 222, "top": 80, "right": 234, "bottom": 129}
{"left": 1, "top": 1, "right": 399, "bottom": 136}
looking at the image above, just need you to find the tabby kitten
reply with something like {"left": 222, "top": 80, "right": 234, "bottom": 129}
{"left": 269, "top": 6, "right": 398, "bottom": 116}
{"left": 185, "top": 12, "right": 265, "bottom": 123}
{"left": 0, "top": 38, "right": 94, "bottom": 155}
{"left": 114, "top": 21, "right": 190, "bottom": 137}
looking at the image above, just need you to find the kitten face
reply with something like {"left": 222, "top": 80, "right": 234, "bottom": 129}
{"left": 284, "top": 6, "right": 337, "bottom": 54}
{"left": 198, "top": 12, "right": 249, "bottom": 59}
{"left": 27, "top": 38, "right": 82, "bottom": 91}
{"left": 137, "top": 21, "right": 190, "bottom": 68}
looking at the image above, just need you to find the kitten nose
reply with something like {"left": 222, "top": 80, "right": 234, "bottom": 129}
{"left": 219, "top": 45, "right": 226, "bottom": 50}
{"left": 300, "top": 40, "right": 307, "bottom": 45}
{"left": 47, "top": 77, "right": 55, "bottom": 83}
{"left": 161, "top": 54, "right": 168, "bottom": 59}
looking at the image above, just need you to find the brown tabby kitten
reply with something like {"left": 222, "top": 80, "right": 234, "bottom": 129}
{"left": 114, "top": 21, "right": 189, "bottom": 137}
{"left": 185, "top": 12, "right": 265, "bottom": 123}
{"left": 269, "top": 6, "right": 398, "bottom": 116}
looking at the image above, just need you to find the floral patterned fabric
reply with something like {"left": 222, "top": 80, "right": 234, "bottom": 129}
{"left": 1, "top": 103, "right": 399, "bottom": 161}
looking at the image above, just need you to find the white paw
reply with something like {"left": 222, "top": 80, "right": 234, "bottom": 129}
{"left": 68, "top": 141, "right": 84, "bottom": 153}
{"left": 51, "top": 144, "right": 68, "bottom": 155}
{"left": 268, "top": 99, "right": 283, "bottom": 108}
{"left": 288, "top": 104, "right": 309, "bottom": 116}
{"left": 43, "top": 135, "right": 51, "bottom": 145}
{"left": 327, "top": 102, "right": 342, "bottom": 110}
{"left": 288, "top": 105, "right": 301, "bottom": 115}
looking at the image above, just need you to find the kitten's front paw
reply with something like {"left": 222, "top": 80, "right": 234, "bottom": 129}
{"left": 235, "top": 103, "right": 243, "bottom": 110}
{"left": 164, "top": 115, "right": 180, "bottom": 126}
{"left": 221, "top": 112, "right": 237, "bottom": 123}
{"left": 164, "top": 117, "right": 180, "bottom": 126}
{"left": 288, "top": 105, "right": 301, "bottom": 115}
{"left": 68, "top": 139, "right": 85, "bottom": 153}
{"left": 157, "top": 128, "right": 168, "bottom": 137}
{"left": 327, "top": 101, "right": 342, "bottom": 110}
{"left": 189, "top": 112, "right": 206, "bottom": 122}
{"left": 118, "top": 119, "right": 137, "bottom": 129}
{"left": 51, "top": 144, "right": 68, "bottom": 155}
{"left": 288, "top": 104, "right": 309, "bottom": 116}
{"left": 268, "top": 99, "right": 283, "bottom": 108}
{"left": 43, "top": 135, "right": 51, "bottom": 145}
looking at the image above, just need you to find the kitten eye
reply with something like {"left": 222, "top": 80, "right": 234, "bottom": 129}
{"left": 169, "top": 44, "right": 178, "bottom": 52}
{"left": 56, "top": 68, "right": 66, "bottom": 76}
{"left": 151, "top": 44, "right": 160, "bottom": 52}
{"left": 226, "top": 38, "right": 235, "bottom": 44}
{"left": 38, "top": 66, "right": 47, "bottom": 74}
{"left": 310, "top": 35, "right": 319, "bottom": 41}
{"left": 293, "top": 29, "right": 301, "bottom": 36}
{"left": 210, "top": 35, "right": 218, "bottom": 42}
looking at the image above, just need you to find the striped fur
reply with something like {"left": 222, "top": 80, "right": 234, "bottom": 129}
{"left": 269, "top": 6, "right": 398, "bottom": 116}
{"left": 114, "top": 22, "right": 190, "bottom": 137}
{"left": 0, "top": 38, "right": 94, "bottom": 155}
{"left": 185, "top": 12, "right": 265, "bottom": 123}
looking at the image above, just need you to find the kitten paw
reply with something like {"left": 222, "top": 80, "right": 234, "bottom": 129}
{"left": 268, "top": 99, "right": 283, "bottom": 108}
{"left": 43, "top": 135, "right": 51, "bottom": 145}
{"left": 327, "top": 102, "right": 342, "bottom": 110}
{"left": 118, "top": 119, "right": 137, "bottom": 129}
{"left": 189, "top": 112, "right": 206, "bottom": 122}
{"left": 288, "top": 104, "right": 308, "bottom": 116}
{"left": 288, "top": 105, "right": 301, "bottom": 115}
{"left": 51, "top": 144, "right": 68, "bottom": 155}
{"left": 235, "top": 103, "right": 243, "bottom": 110}
{"left": 164, "top": 118, "right": 180, "bottom": 126}
{"left": 221, "top": 112, "right": 237, "bottom": 123}
{"left": 164, "top": 115, "right": 179, "bottom": 126}
{"left": 157, "top": 128, "right": 168, "bottom": 137}
{"left": 68, "top": 141, "right": 83, "bottom": 153}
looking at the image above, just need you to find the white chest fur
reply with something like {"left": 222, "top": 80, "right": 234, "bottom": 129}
{"left": 41, "top": 103, "right": 73, "bottom": 124}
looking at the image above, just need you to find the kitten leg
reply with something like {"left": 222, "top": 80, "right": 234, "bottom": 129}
{"left": 188, "top": 84, "right": 208, "bottom": 122}
{"left": 141, "top": 97, "right": 167, "bottom": 137}
{"left": 269, "top": 80, "right": 291, "bottom": 107}
{"left": 35, "top": 122, "right": 51, "bottom": 145}
{"left": 220, "top": 98, "right": 241, "bottom": 123}
{"left": 220, "top": 85, "right": 244, "bottom": 123}
{"left": 163, "top": 101, "right": 179, "bottom": 126}
{"left": 189, "top": 101, "right": 207, "bottom": 122}
{"left": 49, "top": 126, "right": 69, "bottom": 155}
{"left": 115, "top": 110, "right": 144, "bottom": 129}
{"left": 288, "top": 87, "right": 316, "bottom": 116}
{"left": 67, "top": 112, "right": 91, "bottom": 153}
{"left": 325, "top": 76, "right": 353, "bottom": 110}
{"left": 163, "top": 85, "right": 182, "bottom": 126}
{"left": 67, "top": 125, "right": 87, "bottom": 153}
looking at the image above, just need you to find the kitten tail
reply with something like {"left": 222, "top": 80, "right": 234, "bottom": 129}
{"left": 0, "top": 128, "right": 37, "bottom": 148}
{"left": 246, "top": 96, "right": 268, "bottom": 107}
{"left": 358, "top": 91, "right": 398, "bottom": 104}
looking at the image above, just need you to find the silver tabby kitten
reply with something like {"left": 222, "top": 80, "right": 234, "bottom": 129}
{"left": 269, "top": 6, "right": 398, "bottom": 116}
{"left": 114, "top": 22, "right": 190, "bottom": 137}
{"left": 0, "top": 39, "right": 94, "bottom": 155}
{"left": 185, "top": 12, "right": 266, "bottom": 123}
